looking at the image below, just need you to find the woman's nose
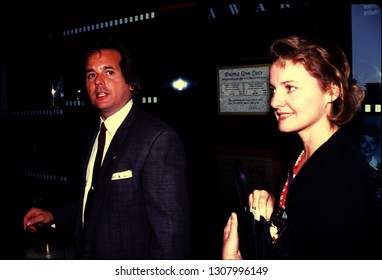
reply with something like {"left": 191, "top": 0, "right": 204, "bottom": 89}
{"left": 270, "top": 90, "right": 285, "bottom": 108}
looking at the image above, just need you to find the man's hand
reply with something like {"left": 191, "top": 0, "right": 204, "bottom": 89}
{"left": 23, "top": 207, "right": 54, "bottom": 233}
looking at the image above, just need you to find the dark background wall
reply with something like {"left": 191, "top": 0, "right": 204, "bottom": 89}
{"left": 0, "top": 1, "right": 378, "bottom": 259}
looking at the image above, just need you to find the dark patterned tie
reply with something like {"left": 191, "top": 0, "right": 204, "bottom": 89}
{"left": 84, "top": 122, "right": 106, "bottom": 224}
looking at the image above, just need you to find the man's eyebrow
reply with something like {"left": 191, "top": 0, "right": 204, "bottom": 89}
{"left": 85, "top": 65, "right": 115, "bottom": 74}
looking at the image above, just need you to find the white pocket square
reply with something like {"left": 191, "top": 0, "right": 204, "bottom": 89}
{"left": 111, "top": 170, "right": 133, "bottom": 180}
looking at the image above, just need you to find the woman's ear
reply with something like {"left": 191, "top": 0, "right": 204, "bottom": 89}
{"left": 326, "top": 83, "right": 340, "bottom": 103}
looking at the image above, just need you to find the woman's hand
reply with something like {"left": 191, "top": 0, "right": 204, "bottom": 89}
{"left": 249, "top": 189, "right": 275, "bottom": 221}
{"left": 222, "top": 212, "right": 242, "bottom": 260}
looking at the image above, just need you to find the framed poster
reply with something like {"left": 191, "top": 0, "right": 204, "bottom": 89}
{"left": 357, "top": 114, "right": 381, "bottom": 169}
{"left": 217, "top": 64, "right": 270, "bottom": 115}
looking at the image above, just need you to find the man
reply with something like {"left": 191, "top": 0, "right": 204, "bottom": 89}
{"left": 23, "top": 38, "right": 191, "bottom": 259}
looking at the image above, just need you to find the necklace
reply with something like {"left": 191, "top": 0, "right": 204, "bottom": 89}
{"left": 278, "top": 150, "right": 305, "bottom": 209}
{"left": 293, "top": 150, "right": 305, "bottom": 176}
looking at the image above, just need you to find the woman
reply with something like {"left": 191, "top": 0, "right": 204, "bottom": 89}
{"left": 223, "top": 36, "right": 379, "bottom": 260}
{"left": 359, "top": 122, "right": 381, "bottom": 177}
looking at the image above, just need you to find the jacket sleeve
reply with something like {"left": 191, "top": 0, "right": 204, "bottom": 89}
{"left": 141, "top": 128, "right": 191, "bottom": 259}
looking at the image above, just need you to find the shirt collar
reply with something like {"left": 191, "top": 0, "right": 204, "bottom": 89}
{"left": 370, "top": 156, "right": 379, "bottom": 169}
{"left": 101, "top": 99, "right": 133, "bottom": 136}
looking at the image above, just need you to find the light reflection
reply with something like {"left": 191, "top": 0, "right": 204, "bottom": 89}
{"left": 172, "top": 78, "right": 189, "bottom": 91}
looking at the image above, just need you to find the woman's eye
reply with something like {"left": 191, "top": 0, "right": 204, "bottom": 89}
{"left": 287, "top": 85, "right": 296, "bottom": 92}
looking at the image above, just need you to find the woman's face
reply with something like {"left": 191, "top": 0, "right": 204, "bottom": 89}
{"left": 269, "top": 60, "right": 333, "bottom": 137}
{"left": 360, "top": 135, "right": 379, "bottom": 158}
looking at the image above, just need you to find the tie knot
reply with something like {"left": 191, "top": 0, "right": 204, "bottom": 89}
{"left": 100, "top": 122, "right": 106, "bottom": 133}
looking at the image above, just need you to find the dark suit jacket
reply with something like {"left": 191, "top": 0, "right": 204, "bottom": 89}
{"left": 52, "top": 103, "right": 191, "bottom": 259}
{"left": 285, "top": 127, "right": 379, "bottom": 259}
